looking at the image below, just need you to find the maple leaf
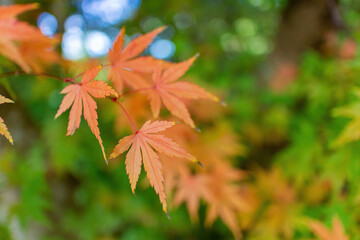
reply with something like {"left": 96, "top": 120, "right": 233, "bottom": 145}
{"left": 145, "top": 55, "right": 219, "bottom": 128}
{"left": 191, "top": 122, "right": 247, "bottom": 166}
{"left": 161, "top": 124, "right": 249, "bottom": 237}
{"left": 308, "top": 216, "right": 349, "bottom": 240}
{"left": 332, "top": 90, "right": 360, "bottom": 147}
{"left": 109, "top": 120, "right": 197, "bottom": 213}
{"left": 172, "top": 162, "right": 248, "bottom": 239}
{"left": 173, "top": 171, "right": 209, "bottom": 221}
{"left": 0, "top": 95, "right": 14, "bottom": 144}
{"left": 19, "top": 34, "right": 60, "bottom": 73}
{"left": 55, "top": 65, "right": 118, "bottom": 161}
{"left": 108, "top": 27, "right": 166, "bottom": 94}
{"left": 162, "top": 122, "right": 249, "bottom": 239}
{"left": 0, "top": 3, "right": 41, "bottom": 72}
{"left": 202, "top": 164, "right": 249, "bottom": 240}
{"left": 253, "top": 168, "right": 300, "bottom": 239}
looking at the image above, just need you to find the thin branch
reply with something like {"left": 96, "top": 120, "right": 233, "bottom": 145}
{"left": 0, "top": 70, "right": 72, "bottom": 83}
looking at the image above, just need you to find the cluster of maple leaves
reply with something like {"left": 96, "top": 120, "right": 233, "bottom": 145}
{"left": 0, "top": 2, "right": 218, "bottom": 216}
{"left": 0, "top": 3, "right": 351, "bottom": 240}
{"left": 53, "top": 25, "right": 221, "bottom": 216}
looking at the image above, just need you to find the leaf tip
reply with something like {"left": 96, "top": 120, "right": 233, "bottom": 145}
{"left": 165, "top": 211, "right": 171, "bottom": 220}
{"left": 66, "top": 129, "right": 75, "bottom": 136}
{"left": 212, "top": 96, "right": 219, "bottom": 102}
{"left": 109, "top": 153, "right": 116, "bottom": 160}
{"left": 158, "top": 25, "right": 168, "bottom": 33}
{"left": 32, "top": 2, "right": 40, "bottom": 9}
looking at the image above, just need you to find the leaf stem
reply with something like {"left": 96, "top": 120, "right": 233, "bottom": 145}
{"left": 111, "top": 98, "right": 138, "bottom": 132}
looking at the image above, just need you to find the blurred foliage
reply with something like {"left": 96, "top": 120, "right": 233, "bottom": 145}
{"left": 2, "top": 0, "right": 360, "bottom": 239}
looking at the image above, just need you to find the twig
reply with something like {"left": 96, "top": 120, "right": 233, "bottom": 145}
{"left": 0, "top": 70, "right": 74, "bottom": 83}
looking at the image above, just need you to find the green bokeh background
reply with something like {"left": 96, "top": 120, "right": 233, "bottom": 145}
{"left": 1, "top": 0, "right": 360, "bottom": 239}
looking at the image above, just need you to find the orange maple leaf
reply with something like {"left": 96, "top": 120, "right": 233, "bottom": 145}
{"left": 173, "top": 171, "right": 209, "bottom": 221}
{"left": 308, "top": 216, "right": 349, "bottom": 240}
{"left": 19, "top": 34, "right": 60, "bottom": 73}
{"left": 173, "top": 162, "right": 248, "bottom": 240}
{"left": 55, "top": 65, "right": 118, "bottom": 161}
{"left": 109, "top": 120, "right": 197, "bottom": 213}
{"left": 0, "top": 3, "right": 41, "bottom": 72}
{"left": 202, "top": 164, "right": 249, "bottom": 240}
{"left": 108, "top": 27, "right": 165, "bottom": 94}
{"left": 145, "top": 56, "right": 219, "bottom": 128}
{"left": 161, "top": 122, "right": 248, "bottom": 238}
{"left": 0, "top": 95, "right": 14, "bottom": 144}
